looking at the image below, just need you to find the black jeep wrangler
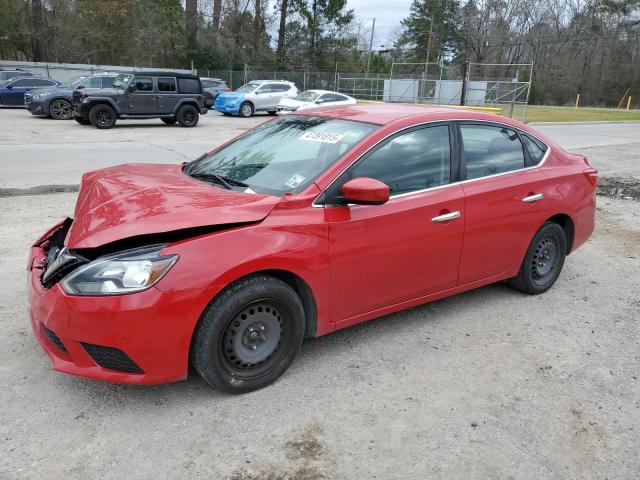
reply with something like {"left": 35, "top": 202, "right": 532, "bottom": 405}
{"left": 72, "top": 72, "right": 208, "bottom": 129}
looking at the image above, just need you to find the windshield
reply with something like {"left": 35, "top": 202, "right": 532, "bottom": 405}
{"left": 60, "top": 76, "right": 87, "bottom": 88}
{"left": 294, "top": 91, "right": 320, "bottom": 102}
{"left": 235, "top": 82, "right": 260, "bottom": 93}
{"left": 184, "top": 116, "right": 378, "bottom": 196}
{"left": 113, "top": 74, "right": 131, "bottom": 89}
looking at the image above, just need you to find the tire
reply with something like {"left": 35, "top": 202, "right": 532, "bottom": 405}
{"left": 161, "top": 117, "right": 177, "bottom": 125}
{"left": 239, "top": 101, "right": 253, "bottom": 118}
{"left": 49, "top": 99, "right": 72, "bottom": 120}
{"left": 73, "top": 116, "right": 91, "bottom": 125}
{"left": 176, "top": 104, "right": 199, "bottom": 127}
{"left": 509, "top": 222, "right": 567, "bottom": 295}
{"left": 191, "top": 274, "right": 305, "bottom": 393}
{"left": 89, "top": 104, "right": 117, "bottom": 129}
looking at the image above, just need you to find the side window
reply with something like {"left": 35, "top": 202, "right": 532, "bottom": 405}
{"left": 82, "top": 77, "right": 103, "bottom": 88}
{"left": 347, "top": 125, "right": 451, "bottom": 196}
{"left": 11, "top": 79, "right": 31, "bottom": 87}
{"left": 460, "top": 124, "right": 525, "bottom": 180}
{"left": 177, "top": 78, "right": 201, "bottom": 93}
{"left": 201, "top": 80, "right": 214, "bottom": 88}
{"left": 131, "top": 76, "right": 154, "bottom": 92}
{"left": 277, "top": 84, "right": 291, "bottom": 92}
{"left": 256, "top": 84, "right": 272, "bottom": 93}
{"left": 157, "top": 77, "right": 176, "bottom": 92}
{"left": 521, "top": 134, "right": 548, "bottom": 165}
{"left": 321, "top": 93, "right": 346, "bottom": 102}
{"left": 102, "top": 77, "right": 116, "bottom": 88}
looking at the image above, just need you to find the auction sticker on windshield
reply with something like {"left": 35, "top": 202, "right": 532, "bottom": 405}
{"left": 299, "top": 132, "right": 344, "bottom": 144}
{"left": 285, "top": 174, "right": 306, "bottom": 188}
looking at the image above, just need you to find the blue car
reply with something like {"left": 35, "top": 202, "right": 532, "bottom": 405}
{"left": 0, "top": 76, "right": 60, "bottom": 106}
{"left": 214, "top": 80, "right": 298, "bottom": 117}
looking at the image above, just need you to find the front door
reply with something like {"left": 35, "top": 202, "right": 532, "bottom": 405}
{"left": 127, "top": 76, "right": 157, "bottom": 114}
{"left": 456, "top": 122, "right": 549, "bottom": 284}
{"left": 324, "top": 123, "right": 465, "bottom": 324}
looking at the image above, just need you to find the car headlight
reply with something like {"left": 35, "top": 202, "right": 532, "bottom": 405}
{"left": 82, "top": 97, "right": 90, "bottom": 104}
{"left": 31, "top": 94, "right": 44, "bottom": 101}
{"left": 60, "top": 245, "right": 178, "bottom": 296}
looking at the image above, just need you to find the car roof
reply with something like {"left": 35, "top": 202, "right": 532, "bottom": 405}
{"left": 200, "top": 77, "right": 224, "bottom": 81}
{"left": 295, "top": 103, "right": 525, "bottom": 127}
{"left": 252, "top": 79, "right": 294, "bottom": 84}
{"left": 126, "top": 71, "right": 200, "bottom": 79}
{"left": 91, "top": 72, "right": 118, "bottom": 76}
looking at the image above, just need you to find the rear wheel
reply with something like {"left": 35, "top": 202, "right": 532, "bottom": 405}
{"left": 161, "top": 117, "right": 177, "bottom": 125}
{"left": 191, "top": 274, "right": 305, "bottom": 393}
{"left": 89, "top": 104, "right": 116, "bottom": 129}
{"left": 177, "top": 104, "right": 199, "bottom": 127}
{"left": 509, "top": 222, "right": 567, "bottom": 294}
{"left": 49, "top": 99, "right": 72, "bottom": 120}
{"left": 239, "top": 102, "right": 253, "bottom": 118}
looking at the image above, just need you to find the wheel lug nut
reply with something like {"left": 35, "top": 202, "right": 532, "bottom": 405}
{"left": 260, "top": 326, "right": 265, "bottom": 331}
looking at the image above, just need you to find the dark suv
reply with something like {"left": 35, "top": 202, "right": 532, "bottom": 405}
{"left": 72, "top": 71, "right": 208, "bottom": 129}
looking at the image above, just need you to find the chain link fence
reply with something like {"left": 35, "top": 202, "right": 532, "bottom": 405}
{"left": 2, "top": 60, "right": 532, "bottom": 120}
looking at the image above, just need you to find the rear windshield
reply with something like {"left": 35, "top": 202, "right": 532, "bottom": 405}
{"left": 184, "top": 116, "right": 378, "bottom": 196}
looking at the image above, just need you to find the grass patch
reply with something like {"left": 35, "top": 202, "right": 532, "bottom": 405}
{"left": 512, "top": 105, "right": 640, "bottom": 123}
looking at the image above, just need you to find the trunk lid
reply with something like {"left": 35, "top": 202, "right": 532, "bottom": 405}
{"left": 66, "top": 163, "right": 280, "bottom": 249}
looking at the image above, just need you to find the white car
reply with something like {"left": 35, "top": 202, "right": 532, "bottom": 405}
{"left": 214, "top": 80, "right": 299, "bottom": 117}
{"left": 276, "top": 90, "right": 357, "bottom": 114}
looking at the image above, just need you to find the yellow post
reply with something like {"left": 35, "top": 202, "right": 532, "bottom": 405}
{"left": 575, "top": 93, "right": 580, "bottom": 108}
{"left": 627, "top": 96, "right": 632, "bottom": 111}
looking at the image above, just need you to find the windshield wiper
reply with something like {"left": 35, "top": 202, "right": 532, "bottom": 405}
{"left": 187, "top": 172, "right": 248, "bottom": 190}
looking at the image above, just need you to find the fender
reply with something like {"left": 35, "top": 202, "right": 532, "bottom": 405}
{"left": 85, "top": 96, "right": 122, "bottom": 114}
{"left": 172, "top": 98, "right": 204, "bottom": 114}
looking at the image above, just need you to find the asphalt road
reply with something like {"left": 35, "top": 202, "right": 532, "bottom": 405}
{"left": 1, "top": 108, "right": 639, "bottom": 191}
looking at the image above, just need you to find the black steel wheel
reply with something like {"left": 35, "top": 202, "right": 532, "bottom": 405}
{"left": 509, "top": 222, "right": 567, "bottom": 294}
{"left": 177, "top": 105, "right": 199, "bottom": 127}
{"left": 191, "top": 274, "right": 305, "bottom": 393}
{"left": 239, "top": 102, "right": 253, "bottom": 118}
{"left": 49, "top": 99, "right": 72, "bottom": 120}
{"left": 89, "top": 104, "right": 116, "bottom": 129}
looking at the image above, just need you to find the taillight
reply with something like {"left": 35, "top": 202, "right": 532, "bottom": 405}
{"left": 584, "top": 168, "right": 598, "bottom": 188}
{"left": 224, "top": 87, "right": 231, "bottom": 91}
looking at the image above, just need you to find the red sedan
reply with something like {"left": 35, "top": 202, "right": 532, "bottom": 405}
{"left": 28, "top": 104, "right": 598, "bottom": 393}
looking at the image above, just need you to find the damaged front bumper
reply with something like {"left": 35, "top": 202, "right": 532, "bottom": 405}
{"left": 27, "top": 220, "right": 205, "bottom": 385}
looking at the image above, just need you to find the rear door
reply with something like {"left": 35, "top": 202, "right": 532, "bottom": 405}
{"left": 156, "top": 77, "right": 178, "bottom": 112}
{"left": 325, "top": 123, "right": 465, "bottom": 325}
{"left": 457, "top": 122, "right": 549, "bottom": 284}
{"left": 127, "top": 76, "right": 156, "bottom": 114}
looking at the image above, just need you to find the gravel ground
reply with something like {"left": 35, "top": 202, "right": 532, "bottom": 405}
{"left": 0, "top": 193, "right": 639, "bottom": 479}
{"left": 1, "top": 110, "right": 639, "bottom": 479}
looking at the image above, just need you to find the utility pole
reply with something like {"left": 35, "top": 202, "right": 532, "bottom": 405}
{"left": 366, "top": 18, "right": 376, "bottom": 78}
{"left": 424, "top": 18, "right": 433, "bottom": 77}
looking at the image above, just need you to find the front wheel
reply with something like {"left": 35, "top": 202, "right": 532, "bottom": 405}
{"left": 509, "top": 222, "right": 567, "bottom": 294}
{"left": 176, "top": 104, "right": 199, "bottom": 127}
{"left": 239, "top": 102, "right": 253, "bottom": 118}
{"left": 49, "top": 99, "right": 73, "bottom": 120}
{"left": 89, "top": 104, "right": 117, "bottom": 129}
{"left": 191, "top": 274, "right": 305, "bottom": 393}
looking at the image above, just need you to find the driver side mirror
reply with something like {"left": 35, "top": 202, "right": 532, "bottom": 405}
{"left": 5, "top": 84, "right": 13, "bottom": 89}
{"left": 76, "top": 85, "right": 85, "bottom": 90}
{"left": 341, "top": 177, "right": 390, "bottom": 205}
{"left": 128, "top": 84, "right": 135, "bottom": 93}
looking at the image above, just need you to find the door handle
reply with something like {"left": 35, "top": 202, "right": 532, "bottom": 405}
{"left": 431, "top": 211, "right": 461, "bottom": 223}
{"left": 522, "top": 193, "right": 544, "bottom": 203}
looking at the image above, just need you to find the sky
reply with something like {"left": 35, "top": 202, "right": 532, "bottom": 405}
{"left": 347, "top": 0, "right": 413, "bottom": 49}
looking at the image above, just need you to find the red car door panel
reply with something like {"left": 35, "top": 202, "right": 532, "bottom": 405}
{"left": 327, "top": 185, "right": 465, "bottom": 322}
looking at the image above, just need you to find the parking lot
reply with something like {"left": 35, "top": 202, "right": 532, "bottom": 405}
{"left": 0, "top": 108, "right": 639, "bottom": 479}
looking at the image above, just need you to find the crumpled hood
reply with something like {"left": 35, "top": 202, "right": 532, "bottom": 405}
{"left": 66, "top": 163, "right": 280, "bottom": 249}
{"left": 216, "top": 92, "right": 245, "bottom": 103}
